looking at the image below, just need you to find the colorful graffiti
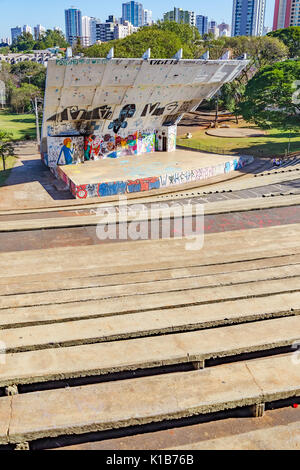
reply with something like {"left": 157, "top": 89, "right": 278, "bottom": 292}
{"left": 82, "top": 131, "right": 155, "bottom": 162}
{"left": 60, "top": 156, "right": 253, "bottom": 199}
{"left": 47, "top": 136, "right": 84, "bottom": 167}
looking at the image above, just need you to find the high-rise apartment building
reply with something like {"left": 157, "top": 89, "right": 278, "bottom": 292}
{"left": 122, "top": 1, "right": 144, "bottom": 27}
{"left": 11, "top": 26, "right": 22, "bottom": 43}
{"left": 95, "top": 16, "right": 116, "bottom": 42}
{"left": 219, "top": 22, "right": 231, "bottom": 36}
{"left": 82, "top": 16, "right": 94, "bottom": 47}
{"left": 232, "top": 0, "right": 266, "bottom": 36}
{"left": 23, "top": 25, "right": 32, "bottom": 35}
{"left": 273, "top": 0, "right": 300, "bottom": 30}
{"left": 114, "top": 21, "right": 138, "bottom": 39}
{"left": 196, "top": 15, "right": 208, "bottom": 36}
{"left": 164, "top": 7, "right": 195, "bottom": 27}
{"left": 34, "top": 24, "right": 46, "bottom": 40}
{"left": 65, "top": 7, "right": 82, "bottom": 46}
{"left": 208, "top": 21, "right": 220, "bottom": 38}
{"left": 143, "top": 9, "right": 153, "bottom": 25}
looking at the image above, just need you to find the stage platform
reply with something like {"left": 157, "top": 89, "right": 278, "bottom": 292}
{"left": 57, "top": 149, "right": 254, "bottom": 199}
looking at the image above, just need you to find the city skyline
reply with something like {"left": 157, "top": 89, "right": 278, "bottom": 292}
{"left": 0, "top": 0, "right": 276, "bottom": 37}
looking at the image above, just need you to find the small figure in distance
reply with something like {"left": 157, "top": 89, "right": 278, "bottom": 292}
{"left": 186, "top": 132, "right": 192, "bottom": 139}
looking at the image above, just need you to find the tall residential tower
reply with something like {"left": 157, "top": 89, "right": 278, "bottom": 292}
{"left": 122, "top": 1, "right": 144, "bottom": 27}
{"left": 65, "top": 7, "right": 82, "bottom": 46}
{"left": 273, "top": 0, "right": 300, "bottom": 30}
{"left": 232, "top": 0, "right": 266, "bottom": 36}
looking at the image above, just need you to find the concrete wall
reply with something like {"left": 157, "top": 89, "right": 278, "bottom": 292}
{"left": 58, "top": 155, "right": 253, "bottom": 199}
{"left": 42, "top": 57, "right": 248, "bottom": 169}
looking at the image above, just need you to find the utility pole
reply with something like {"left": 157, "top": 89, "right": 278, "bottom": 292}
{"left": 34, "top": 97, "right": 40, "bottom": 145}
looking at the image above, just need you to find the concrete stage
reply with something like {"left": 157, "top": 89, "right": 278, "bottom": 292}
{"left": 57, "top": 149, "right": 253, "bottom": 199}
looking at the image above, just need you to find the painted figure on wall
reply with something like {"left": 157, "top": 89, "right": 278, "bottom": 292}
{"left": 84, "top": 135, "right": 102, "bottom": 161}
{"left": 108, "top": 104, "right": 136, "bottom": 134}
{"left": 57, "top": 138, "right": 75, "bottom": 165}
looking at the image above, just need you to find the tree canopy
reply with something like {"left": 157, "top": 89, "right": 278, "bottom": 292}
{"left": 33, "top": 29, "right": 69, "bottom": 50}
{"left": 84, "top": 22, "right": 200, "bottom": 59}
{"left": 11, "top": 62, "right": 46, "bottom": 90}
{"left": 239, "top": 60, "right": 300, "bottom": 129}
{"left": 267, "top": 27, "right": 300, "bottom": 58}
{"left": 10, "top": 83, "right": 41, "bottom": 113}
{"left": 10, "top": 29, "right": 69, "bottom": 53}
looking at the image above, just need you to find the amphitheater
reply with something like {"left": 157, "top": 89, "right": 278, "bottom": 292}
{"left": 0, "top": 56, "right": 299, "bottom": 450}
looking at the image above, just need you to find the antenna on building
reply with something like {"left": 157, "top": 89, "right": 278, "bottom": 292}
{"left": 219, "top": 50, "right": 230, "bottom": 60}
{"left": 107, "top": 47, "right": 114, "bottom": 59}
{"left": 142, "top": 48, "right": 151, "bottom": 60}
{"left": 173, "top": 49, "right": 183, "bottom": 60}
{"left": 200, "top": 50, "right": 210, "bottom": 60}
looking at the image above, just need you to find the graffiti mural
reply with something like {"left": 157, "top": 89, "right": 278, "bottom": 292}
{"left": 61, "top": 155, "right": 253, "bottom": 199}
{"left": 108, "top": 104, "right": 136, "bottom": 134}
{"left": 47, "top": 136, "right": 84, "bottom": 167}
{"left": 41, "top": 58, "right": 249, "bottom": 197}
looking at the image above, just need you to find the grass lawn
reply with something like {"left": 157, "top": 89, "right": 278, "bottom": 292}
{"left": 0, "top": 110, "right": 36, "bottom": 185}
{"left": 0, "top": 155, "right": 16, "bottom": 186}
{"left": 0, "top": 110, "right": 36, "bottom": 141}
{"left": 177, "top": 125, "right": 300, "bottom": 158}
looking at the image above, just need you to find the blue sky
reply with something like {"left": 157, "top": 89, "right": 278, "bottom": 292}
{"left": 1, "top": 0, "right": 275, "bottom": 37}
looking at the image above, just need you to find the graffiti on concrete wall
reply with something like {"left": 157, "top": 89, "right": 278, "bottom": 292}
{"left": 83, "top": 130, "right": 155, "bottom": 162}
{"left": 58, "top": 156, "right": 252, "bottom": 199}
{"left": 47, "top": 136, "right": 84, "bottom": 167}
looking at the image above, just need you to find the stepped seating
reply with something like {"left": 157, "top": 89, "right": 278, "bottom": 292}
{"left": 0, "top": 224, "right": 299, "bottom": 447}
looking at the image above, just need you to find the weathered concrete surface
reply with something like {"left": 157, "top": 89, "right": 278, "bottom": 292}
{"left": 0, "top": 397, "right": 11, "bottom": 445}
{"left": 0, "top": 316, "right": 299, "bottom": 384}
{"left": 2, "top": 354, "right": 299, "bottom": 444}
{"left": 1, "top": 195, "right": 300, "bottom": 232}
{"left": 0, "top": 289, "right": 298, "bottom": 331}
{"left": 1, "top": 253, "right": 299, "bottom": 296}
{"left": 0, "top": 248, "right": 298, "bottom": 290}
{"left": 1, "top": 277, "right": 299, "bottom": 327}
{"left": 60, "top": 150, "right": 242, "bottom": 186}
{"left": 2, "top": 264, "right": 300, "bottom": 309}
{"left": 169, "top": 422, "right": 300, "bottom": 450}
{"left": 54, "top": 406, "right": 300, "bottom": 450}
{"left": 1, "top": 224, "right": 300, "bottom": 279}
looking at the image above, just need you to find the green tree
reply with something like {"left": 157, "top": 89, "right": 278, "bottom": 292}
{"left": 220, "top": 81, "right": 246, "bottom": 123}
{"left": 12, "top": 32, "right": 35, "bottom": 52}
{"left": 10, "top": 83, "right": 41, "bottom": 113}
{"left": 34, "top": 29, "right": 69, "bottom": 50}
{"left": 268, "top": 27, "right": 300, "bottom": 58}
{"left": 0, "top": 46, "right": 10, "bottom": 55}
{"left": 11, "top": 62, "right": 46, "bottom": 90}
{"left": 84, "top": 24, "right": 197, "bottom": 59}
{"left": 0, "top": 130, "right": 14, "bottom": 171}
{"left": 239, "top": 60, "right": 300, "bottom": 129}
{"left": 0, "top": 61, "right": 18, "bottom": 104}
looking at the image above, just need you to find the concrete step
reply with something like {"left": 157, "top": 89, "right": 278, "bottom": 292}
{"left": 0, "top": 288, "right": 298, "bottom": 331}
{"left": 0, "top": 194, "right": 299, "bottom": 232}
{"left": 1, "top": 224, "right": 299, "bottom": 279}
{"left": 1, "top": 277, "right": 299, "bottom": 326}
{"left": 0, "top": 354, "right": 299, "bottom": 445}
{"left": 0, "top": 314, "right": 299, "bottom": 373}
{"left": 168, "top": 420, "right": 300, "bottom": 450}
{"left": 2, "top": 264, "right": 300, "bottom": 309}
{"left": 2, "top": 253, "right": 299, "bottom": 296}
